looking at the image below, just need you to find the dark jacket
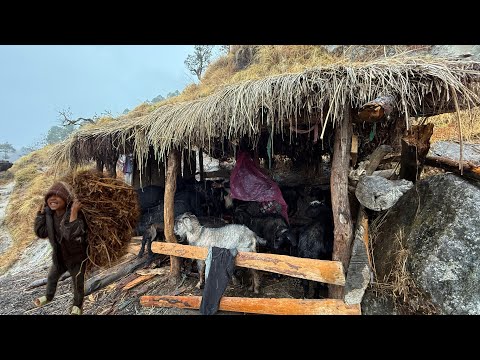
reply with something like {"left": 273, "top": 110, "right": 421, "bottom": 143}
{"left": 34, "top": 206, "right": 88, "bottom": 267}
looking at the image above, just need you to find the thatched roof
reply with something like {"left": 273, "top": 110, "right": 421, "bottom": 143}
{"left": 53, "top": 56, "right": 480, "bottom": 169}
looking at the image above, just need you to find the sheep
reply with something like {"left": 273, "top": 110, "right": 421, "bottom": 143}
{"left": 174, "top": 212, "right": 266, "bottom": 293}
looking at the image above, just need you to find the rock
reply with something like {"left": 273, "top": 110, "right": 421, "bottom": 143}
{"left": 355, "top": 175, "right": 413, "bottom": 211}
{"left": 361, "top": 287, "right": 397, "bottom": 315}
{"left": 429, "top": 141, "right": 480, "bottom": 166}
{"left": 0, "top": 161, "right": 13, "bottom": 172}
{"left": 369, "top": 173, "right": 480, "bottom": 314}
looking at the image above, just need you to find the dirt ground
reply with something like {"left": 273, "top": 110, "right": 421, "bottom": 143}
{"left": 0, "top": 242, "right": 317, "bottom": 315}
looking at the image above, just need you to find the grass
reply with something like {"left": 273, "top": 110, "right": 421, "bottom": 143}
{"left": 429, "top": 107, "right": 480, "bottom": 143}
{"left": 369, "top": 215, "right": 439, "bottom": 314}
{"left": 0, "top": 146, "right": 59, "bottom": 274}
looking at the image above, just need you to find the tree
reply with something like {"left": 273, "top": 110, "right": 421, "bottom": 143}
{"left": 184, "top": 45, "right": 215, "bottom": 81}
{"left": 151, "top": 94, "right": 165, "bottom": 103}
{"left": 0, "top": 142, "right": 16, "bottom": 160}
{"left": 57, "top": 107, "right": 96, "bottom": 127}
{"left": 45, "top": 124, "right": 76, "bottom": 145}
{"left": 166, "top": 90, "right": 180, "bottom": 98}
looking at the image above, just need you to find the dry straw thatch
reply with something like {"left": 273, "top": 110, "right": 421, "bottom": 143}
{"left": 52, "top": 56, "right": 480, "bottom": 172}
{"left": 62, "top": 170, "right": 140, "bottom": 272}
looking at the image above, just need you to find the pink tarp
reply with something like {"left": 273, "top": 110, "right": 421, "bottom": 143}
{"left": 230, "top": 151, "right": 289, "bottom": 223}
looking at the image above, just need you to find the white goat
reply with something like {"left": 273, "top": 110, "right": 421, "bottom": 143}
{"left": 174, "top": 212, "right": 266, "bottom": 293}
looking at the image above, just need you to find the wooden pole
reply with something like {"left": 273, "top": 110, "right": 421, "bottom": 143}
{"left": 399, "top": 124, "right": 434, "bottom": 182}
{"left": 140, "top": 295, "right": 361, "bottom": 315}
{"left": 344, "top": 144, "right": 393, "bottom": 304}
{"left": 164, "top": 149, "right": 181, "bottom": 283}
{"left": 129, "top": 242, "right": 346, "bottom": 285}
{"left": 424, "top": 156, "right": 480, "bottom": 181}
{"left": 329, "top": 106, "right": 354, "bottom": 299}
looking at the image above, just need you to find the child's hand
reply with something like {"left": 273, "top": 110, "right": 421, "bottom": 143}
{"left": 71, "top": 199, "right": 82, "bottom": 213}
{"left": 39, "top": 202, "right": 46, "bottom": 213}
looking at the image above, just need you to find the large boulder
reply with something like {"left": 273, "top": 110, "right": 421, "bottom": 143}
{"left": 362, "top": 174, "right": 480, "bottom": 314}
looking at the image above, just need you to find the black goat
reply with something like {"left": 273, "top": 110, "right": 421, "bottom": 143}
{"left": 296, "top": 200, "right": 334, "bottom": 298}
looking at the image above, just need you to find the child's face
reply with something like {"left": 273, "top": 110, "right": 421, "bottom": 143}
{"left": 46, "top": 194, "right": 66, "bottom": 212}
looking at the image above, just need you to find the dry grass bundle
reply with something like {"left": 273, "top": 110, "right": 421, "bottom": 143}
{"left": 62, "top": 169, "right": 140, "bottom": 272}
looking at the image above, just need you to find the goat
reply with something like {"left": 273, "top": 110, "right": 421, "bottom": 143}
{"left": 174, "top": 212, "right": 266, "bottom": 293}
{"left": 296, "top": 200, "right": 334, "bottom": 298}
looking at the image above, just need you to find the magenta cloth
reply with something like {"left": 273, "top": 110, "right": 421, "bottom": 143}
{"left": 230, "top": 151, "right": 289, "bottom": 223}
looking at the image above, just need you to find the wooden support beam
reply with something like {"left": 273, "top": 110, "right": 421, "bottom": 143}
{"left": 123, "top": 274, "right": 156, "bottom": 290}
{"left": 344, "top": 209, "right": 371, "bottom": 305}
{"left": 424, "top": 156, "right": 480, "bottom": 181}
{"left": 351, "top": 134, "right": 358, "bottom": 167}
{"left": 164, "top": 149, "right": 182, "bottom": 283}
{"left": 329, "top": 106, "right": 354, "bottom": 299}
{"left": 399, "top": 124, "right": 434, "bottom": 182}
{"left": 129, "top": 242, "right": 345, "bottom": 285}
{"left": 140, "top": 295, "right": 361, "bottom": 315}
{"left": 356, "top": 95, "right": 395, "bottom": 123}
{"left": 344, "top": 144, "right": 393, "bottom": 305}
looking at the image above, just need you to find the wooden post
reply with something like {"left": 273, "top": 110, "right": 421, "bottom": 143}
{"left": 351, "top": 134, "right": 358, "bottom": 167}
{"left": 344, "top": 144, "right": 392, "bottom": 304}
{"left": 164, "top": 149, "right": 181, "bottom": 283}
{"left": 198, "top": 148, "right": 204, "bottom": 182}
{"left": 399, "top": 124, "right": 434, "bottom": 182}
{"left": 329, "top": 106, "right": 354, "bottom": 299}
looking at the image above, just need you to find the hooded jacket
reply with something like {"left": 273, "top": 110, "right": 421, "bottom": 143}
{"left": 34, "top": 205, "right": 88, "bottom": 267}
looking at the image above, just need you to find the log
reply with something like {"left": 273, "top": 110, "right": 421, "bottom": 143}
{"left": 351, "top": 134, "right": 359, "bottom": 167}
{"left": 26, "top": 272, "right": 71, "bottom": 290}
{"left": 84, "top": 255, "right": 159, "bottom": 296}
{"left": 329, "top": 105, "right": 354, "bottom": 298}
{"left": 140, "top": 295, "right": 361, "bottom": 315}
{"left": 424, "top": 156, "right": 480, "bottom": 181}
{"left": 366, "top": 145, "right": 394, "bottom": 175}
{"left": 356, "top": 95, "right": 395, "bottom": 123}
{"left": 165, "top": 149, "right": 181, "bottom": 283}
{"left": 129, "top": 242, "right": 345, "bottom": 285}
{"left": 344, "top": 209, "right": 371, "bottom": 305}
{"left": 399, "top": 124, "right": 434, "bottom": 182}
{"left": 123, "top": 274, "right": 156, "bottom": 290}
{"left": 344, "top": 144, "right": 393, "bottom": 304}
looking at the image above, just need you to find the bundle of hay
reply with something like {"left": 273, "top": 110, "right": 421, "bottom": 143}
{"left": 62, "top": 169, "right": 140, "bottom": 271}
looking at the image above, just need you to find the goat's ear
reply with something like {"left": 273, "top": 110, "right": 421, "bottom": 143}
{"left": 184, "top": 217, "right": 193, "bottom": 232}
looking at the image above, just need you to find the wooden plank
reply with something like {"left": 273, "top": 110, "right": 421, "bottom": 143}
{"left": 129, "top": 242, "right": 345, "bottom": 285}
{"left": 140, "top": 295, "right": 361, "bottom": 315}
{"left": 351, "top": 134, "right": 359, "bottom": 167}
{"left": 123, "top": 274, "right": 156, "bottom": 290}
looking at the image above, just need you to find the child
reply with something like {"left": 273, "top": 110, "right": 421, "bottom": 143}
{"left": 33, "top": 181, "right": 88, "bottom": 315}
